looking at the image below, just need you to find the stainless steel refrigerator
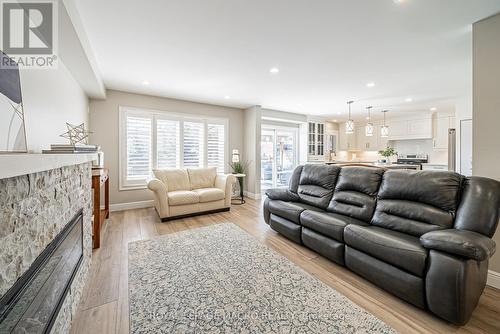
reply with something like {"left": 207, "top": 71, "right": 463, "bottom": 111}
{"left": 448, "top": 129, "right": 456, "bottom": 172}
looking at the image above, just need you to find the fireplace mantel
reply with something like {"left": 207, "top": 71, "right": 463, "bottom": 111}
{"left": 0, "top": 153, "right": 97, "bottom": 179}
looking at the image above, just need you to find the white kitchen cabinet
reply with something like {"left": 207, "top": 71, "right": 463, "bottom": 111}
{"left": 356, "top": 123, "right": 378, "bottom": 151}
{"left": 422, "top": 164, "right": 448, "bottom": 171}
{"left": 376, "top": 123, "right": 389, "bottom": 150}
{"left": 307, "top": 121, "right": 325, "bottom": 160}
{"left": 387, "top": 119, "right": 408, "bottom": 139}
{"left": 433, "top": 115, "right": 455, "bottom": 150}
{"left": 338, "top": 122, "right": 357, "bottom": 151}
{"left": 387, "top": 117, "right": 432, "bottom": 140}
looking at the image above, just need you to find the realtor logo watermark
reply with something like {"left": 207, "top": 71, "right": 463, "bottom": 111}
{"left": 1, "top": 0, "right": 58, "bottom": 69}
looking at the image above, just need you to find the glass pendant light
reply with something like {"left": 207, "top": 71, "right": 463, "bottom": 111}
{"left": 346, "top": 101, "right": 354, "bottom": 134}
{"left": 380, "top": 110, "right": 389, "bottom": 138}
{"left": 365, "top": 106, "right": 374, "bottom": 136}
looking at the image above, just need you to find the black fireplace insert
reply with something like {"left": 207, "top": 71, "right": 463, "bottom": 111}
{"left": 0, "top": 210, "right": 84, "bottom": 334}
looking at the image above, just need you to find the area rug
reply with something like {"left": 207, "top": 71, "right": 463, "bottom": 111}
{"left": 128, "top": 223, "right": 397, "bottom": 333}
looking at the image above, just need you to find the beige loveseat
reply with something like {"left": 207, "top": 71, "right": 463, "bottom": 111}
{"left": 147, "top": 167, "right": 236, "bottom": 221}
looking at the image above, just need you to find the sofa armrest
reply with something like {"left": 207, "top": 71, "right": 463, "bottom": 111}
{"left": 265, "top": 188, "right": 299, "bottom": 202}
{"left": 215, "top": 174, "right": 236, "bottom": 206}
{"left": 420, "top": 229, "right": 496, "bottom": 261}
{"left": 147, "top": 178, "right": 169, "bottom": 218}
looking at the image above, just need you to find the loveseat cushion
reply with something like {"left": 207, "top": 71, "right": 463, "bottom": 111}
{"left": 193, "top": 188, "right": 225, "bottom": 203}
{"left": 153, "top": 168, "right": 190, "bottom": 192}
{"left": 187, "top": 167, "right": 217, "bottom": 190}
{"left": 344, "top": 225, "right": 428, "bottom": 277}
{"left": 268, "top": 200, "right": 323, "bottom": 224}
{"left": 167, "top": 190, "right": 200, "bottom": 206}
{"left": 300, "top": 210, "right": 368, "bottom": 242}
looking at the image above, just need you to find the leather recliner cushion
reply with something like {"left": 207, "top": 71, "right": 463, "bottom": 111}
{"left": 300, "top": 210, "right": 368, "bottom": 242}
{"left": 297, "top": 164, "right": 341, "bottom": 209}
{"left": 327, "top": 167, "right": 384, "bottom": 221}
{"left": 344, "top": 225, "right": 428, "bottom": 277}
{"left": 377, "top": 170, "right": 462, "bottom": 212}
{"left": 268, "top": 200, "right": 323, "bottom": 224}
{"left": 372, "top": 199, "right": 453, "bottom": 237}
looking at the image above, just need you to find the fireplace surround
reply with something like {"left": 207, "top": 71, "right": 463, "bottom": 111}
{"left": 0, "top": 210, "right": 83, "bottom": 333}
{"left": 0, "top": 157, "right": 94, "bottom": 333}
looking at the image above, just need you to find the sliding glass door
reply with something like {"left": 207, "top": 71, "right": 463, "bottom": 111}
{"left": 261, "top": 126, "right": 298, "bottom": 192}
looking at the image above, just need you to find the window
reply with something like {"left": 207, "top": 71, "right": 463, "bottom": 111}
{"left": 126, "top": 116, "right": 152, "bottom": 179}
{"left": 183, "top": 121, "right": 204, "bottom": 167}
{"left": 207, "top": 123, "right": 225, "bottom": 173}
{"left": 157, "top": 119, "right": 180, "bottom": 169}
{"left": 119, "top": 107, "right": 228, "bottom": 190}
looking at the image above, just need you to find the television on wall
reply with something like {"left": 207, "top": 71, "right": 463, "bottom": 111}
{"left": 0, "top": 51, "right": 27, "bottom": 153}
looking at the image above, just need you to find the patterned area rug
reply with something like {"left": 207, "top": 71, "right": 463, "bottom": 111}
{"left": 128, "top": 223, "right": 397, "bottom": 334}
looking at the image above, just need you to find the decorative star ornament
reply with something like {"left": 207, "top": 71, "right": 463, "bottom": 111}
{"left": 60, "top": 123, "right": 92, "bottom": 145}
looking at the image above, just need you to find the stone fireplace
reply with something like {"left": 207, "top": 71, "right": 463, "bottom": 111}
{"left": 0, "top": 157, "right": 94, "bottom": 333}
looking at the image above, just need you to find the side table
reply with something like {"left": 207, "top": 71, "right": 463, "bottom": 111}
{"left": 231, "top": 173, "right": 246, "bottom": 205}
{"left": 92, "top": 168, "right": 109, "bottom": 249}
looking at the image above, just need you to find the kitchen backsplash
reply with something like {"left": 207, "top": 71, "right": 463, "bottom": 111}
{"left": 336, "top": 139, "right": 448, "bottom": 164}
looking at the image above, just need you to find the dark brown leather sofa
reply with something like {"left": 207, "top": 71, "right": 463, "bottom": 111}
{"left": 263, "top": 165, "right": 500, "bottom": 325}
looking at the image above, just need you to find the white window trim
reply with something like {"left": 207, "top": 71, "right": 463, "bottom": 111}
{"left": 119, "top": 106, "right": 229, "bottom": 191}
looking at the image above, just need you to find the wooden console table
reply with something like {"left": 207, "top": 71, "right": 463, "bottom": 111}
{"left": 92, "top": 168, "right": 109, "bottom": 249}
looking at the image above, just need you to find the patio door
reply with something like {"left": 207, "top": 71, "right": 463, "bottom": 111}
{"left": 261, "top": 126, "right": 298, "bottom": 192}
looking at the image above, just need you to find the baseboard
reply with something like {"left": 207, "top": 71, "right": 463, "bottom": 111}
{"left": 243, "top": 191, "right": 262, "bottom": 200}
{"left": 487, "top": 270, "right": 500, "bottom": 289}
{"left": 103, "top": 200, "right": 155, "bottom": 212}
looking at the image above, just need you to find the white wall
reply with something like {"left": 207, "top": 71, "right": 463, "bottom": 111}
{"left": 89, "top": 89, "right": 244, "bottom": 205}
{"left": 242, "top": 106, "right": 261, "bottom": 197}
{"left": 20, "top": 61, "right": 89, "bottom": 152}
{"left": 472, "top": 13, "right": 500, "bottom": 272}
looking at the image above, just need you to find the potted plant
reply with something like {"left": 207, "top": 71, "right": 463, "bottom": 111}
{"left": 378, "top": 147, "right": 398, "bottom": 164}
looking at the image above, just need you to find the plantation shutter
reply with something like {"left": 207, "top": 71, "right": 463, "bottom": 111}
{"left": 207, "top": 123, "right": 225, "bottom": 173}
{"left": 183, "top": 121, "right": 204, "bottom": 167}
{"left": 126, "top": 116, "right": 152, "bottom": 178}
{"left": 157, "top": 119, "right": 180, "bottom": 169}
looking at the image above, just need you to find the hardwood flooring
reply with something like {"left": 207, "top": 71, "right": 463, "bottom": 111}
{"left": 70, "top": 199, "right": 500, "bottom": 334}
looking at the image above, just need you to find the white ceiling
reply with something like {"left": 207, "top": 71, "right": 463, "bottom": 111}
{"left": 74, "top": 0, "right": 500, "bottom": 120}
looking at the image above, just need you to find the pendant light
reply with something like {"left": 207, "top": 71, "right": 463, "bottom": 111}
{"left": 346, "top": 101, "right": 354, "bottom": 134}
{"left": 365, "top": 106, "right": 374, "bottom": 136}
{"left": 381, "top": 110, "right": 389, "bottom": 138}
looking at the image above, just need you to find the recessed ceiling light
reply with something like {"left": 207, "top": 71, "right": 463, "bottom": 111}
{"left": 430, "top": 107, "right": 437, "bottom": 111}
{"left": 366, "top": 116, "right": 370, "bottom": 120}
{"left": 269, "top": 67, "right": 279, "bottom": 74}
{"left": 142, "top": 80, "right": 150, "bottom": 85}
{"left": 405, "top": 97, "right": 413, "bottom": 102}
{"left": 333, "top": 119, "right": 338, "bottom": 122}
{"left": 224, "top": 95, "right": 230, "bottom": 99}
{"left": 393, "top": 0, "right": 406, "bottom": 3}
{"left": 366, "top": 82, "right": 375, "bottom": 88}
{"left": 337, "top": 112, "right": 342, "bottom": 115}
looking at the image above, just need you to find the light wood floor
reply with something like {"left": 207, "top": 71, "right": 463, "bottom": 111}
{"left": 71, "top": 199, "right": 500, "bottom": 334}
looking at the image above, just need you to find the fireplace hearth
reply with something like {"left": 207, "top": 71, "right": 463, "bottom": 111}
{"left": 0, "top": 210, "right": 84, "bottom": 334}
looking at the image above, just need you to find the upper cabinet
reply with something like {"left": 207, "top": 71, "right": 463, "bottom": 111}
{"left": 338, "top": 122, "right": 357, "bottom": 151}
{"left": 433, "top": 114, "right": 456, "bottom": 150}
{"left": 387, "top": 116, "right": 432, "bottom": 140}
{"left": 308, "top": 121, "right": 325, "bottom": 161}
{"left": 356, "top": 124, "right": 378, "bottom": 151}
